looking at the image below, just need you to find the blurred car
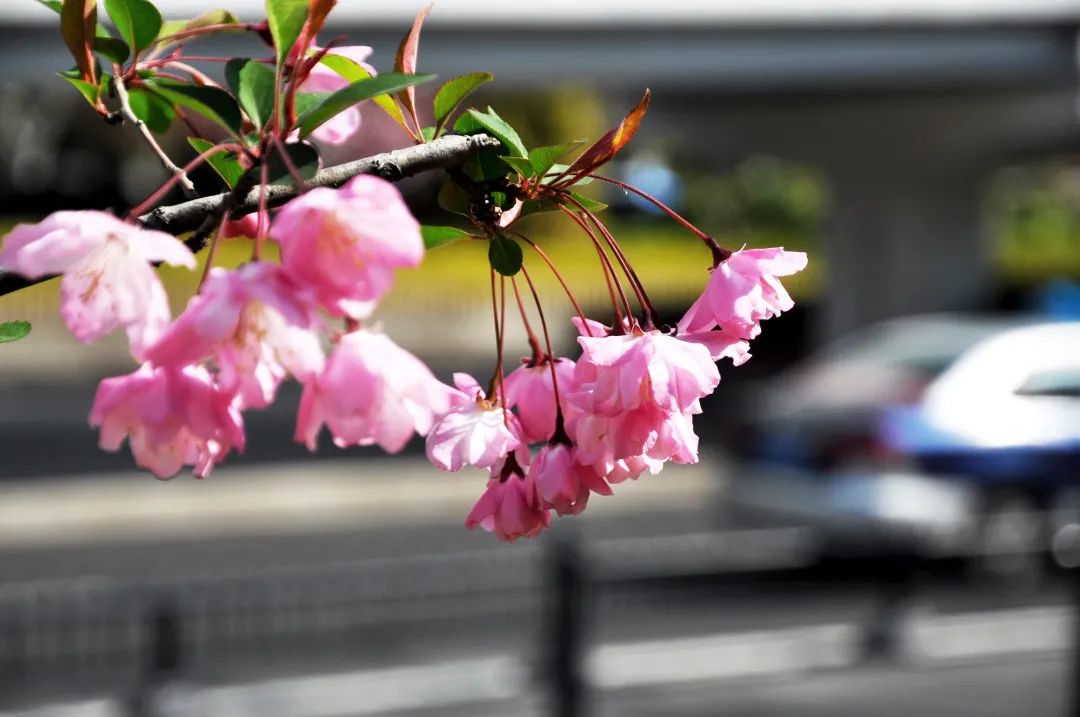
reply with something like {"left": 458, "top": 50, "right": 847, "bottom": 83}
{"left": 724, "top": 315, "right": 1080, "bottom": 579}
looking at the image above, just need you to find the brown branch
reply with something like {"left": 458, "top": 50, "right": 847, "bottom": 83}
{"left": 112, "top": 69, "right": 199, "bottom": 200}
{"left": 0, "top": 133, "right": 498, "bottom": 299}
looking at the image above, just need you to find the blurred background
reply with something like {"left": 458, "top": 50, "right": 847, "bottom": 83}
{"left": 3, "top": 0, "right": 1080, "bottom": 715}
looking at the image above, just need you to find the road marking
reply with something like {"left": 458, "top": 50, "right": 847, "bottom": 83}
{"left": 905, "top": 605, "right": 1071, "bottom": 662}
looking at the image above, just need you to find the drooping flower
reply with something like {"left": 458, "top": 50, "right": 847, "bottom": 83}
{"left": 466, "top": 450, "right": 550, "bottom": 541}
{"left": 219, "top": 210, "right": 270, "bottom": 240}
{"left": 528, "top": 443, "right": 612, "bottom": 516}
{"left": 425, "top": 373, "right": 522, "bottom": 472}
{"left": 678, "top": 328, "right": 752, "bottom": 365}
{"left": 679, "top": 247, "right": 808, "bottom": 339}
{"left": 0, "top": 211, "right": 195, "bottom": 359}
{"left": 570, "top": 327, "right": 719, "bottom": 417}
{"left": 271, "top": 174, "right": 423, "bottom": 318}
{"left": 145, "top": 262, "right": 324, "bottom": 410}
{"left": 296, "top": 329, "right": 456, "bottom": 453}
{"left": 299, "top": 46, "right": 376, "bottom": 146}
{"left": 89, "top": 363, "right": 245, "bottom": 479}
{"left": 503, "top": 358, "right": 577, "bottom": 444}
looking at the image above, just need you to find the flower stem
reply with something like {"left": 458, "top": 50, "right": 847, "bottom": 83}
{"left": 509, "top": 231, "right": 591, "bottom": 335}
{"left": 521, "top": 263, "right": 569, "bottom": 442}
{"left": 556, "top": 204, "right": 632, "bottom": 328}
{"left": 511, "top": 276, "right": 545, "bottom": 365}
{"left": 588, "top": 173, "right": 730, "bottom": 262}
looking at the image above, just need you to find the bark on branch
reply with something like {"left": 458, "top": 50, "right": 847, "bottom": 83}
{"left": 0, "top": 133, "right": 497, "bottom": 299}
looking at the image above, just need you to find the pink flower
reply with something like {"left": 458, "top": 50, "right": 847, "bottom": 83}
{"left": 89, "top": 363, "right": 245, "bottom": 479}
{"left": 271, "top": 175, "right": 423, "bottom": 318}
{"left": 0, "top": 211, "right": 195, "bottom": 359}
{"left": 296, "top": 329, "right": 456, "bottom": 453}
{"left": 607, "top": 455, "right": 664, "bottom": 484}
{"left": 571, "top": 328, "right": 719, "bottom": 416}
{"left": 678, "top": 329, "right": 752, "bottom": 365}
{"left": 466, "top": 452, "right": 550, "bottom": 541}
{"left": 425, "top": 373, "right": 522, "bottom": 472}
{"left": 529, "top": 443, "right": 612, "bottom": 516}
{"left": 219, "top": 211, "right": 270, "bottom": 240}
{"left": 679, "top": 247, "right": 808, "bottom": 339}
{"left": 503, "top": 358, "right": 576, "bottom": 443}
{"left": 145, "top": 262, "right": 324, "bottom": 410}
{"left": 301, "top": 46, "right": 376, "bottom": 145}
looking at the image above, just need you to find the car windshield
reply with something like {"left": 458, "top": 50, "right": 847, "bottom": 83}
{"left": 814, "top": 317, "right": 1021, "bottom": 378}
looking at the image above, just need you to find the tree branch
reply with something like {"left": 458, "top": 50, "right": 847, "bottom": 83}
{"left": 0, "top": 133, "right": 497, "bottom": 299}
{"left": 112, "top": 70, "right": 199, "bottom": 200}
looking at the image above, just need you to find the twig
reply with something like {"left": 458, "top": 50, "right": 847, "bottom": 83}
{"left": 112, "top": 70, "right": 199, "bottom": 200}
{"left": 0, "top": 133, "right": 498, "bottom": 299}
{"left": 140, "top": 134, "right": 500, "bottom": 235}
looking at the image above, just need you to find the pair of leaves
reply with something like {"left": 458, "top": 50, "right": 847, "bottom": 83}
{"left": 145, "top": 78, "right": 243, "bottom": 134}
{"left": 318, "top": 53, "right": 410, "bottom": 133}
{"left": 104, "top": 0, "right": 161, "bottom": 59}
{"left": 419, "top": 227, "right": 523, "bottom": 277}
{"left": 296, "top": 73, "right": 436, "bottom": 139}
{"left": 455, "top": 107, "right": 528, "bottom": 158}
{"left": 226, "top": 58, "right": 276, "bottom": 129}
{"left": 189, "top": 137, "right": 318, "bottom": 189}
{"left": 265, "top": 0, "right": 308, "bottom": 67}
{"left": 500, "top": 142, "right": 584, "bottom": 180}
{"left": 432, "top": 72, "right": 492, "bottom": 136}
{"left": 157, "top": 9, "right": 240, "bottom": 45}
{"left": 0, "top": 321, "right": 32, "bottom": 345}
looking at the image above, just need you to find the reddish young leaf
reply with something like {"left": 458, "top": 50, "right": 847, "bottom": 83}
{"left": 551, "top": 89, "right": 651, "bottom": 188}
{"left": 393, "top": 2, "right": 433, "bottom": 131}
{"left": 304, "top": 0, "right": 336, "bottom": 45}
{"left": 60, "top": 0, "right": 98, "bottom": 85}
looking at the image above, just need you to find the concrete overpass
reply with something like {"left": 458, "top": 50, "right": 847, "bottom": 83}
{"left": 2, "top": 1, "right": 1079, "bottom": 338}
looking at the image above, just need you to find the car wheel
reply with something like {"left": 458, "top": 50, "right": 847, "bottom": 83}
{"left": 972, "top": 492, "right": 1045, "bottom": 589}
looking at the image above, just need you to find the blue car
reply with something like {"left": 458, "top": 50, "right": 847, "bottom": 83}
{"left": 726, "top": 316, "right": 1080, "bottom": 579}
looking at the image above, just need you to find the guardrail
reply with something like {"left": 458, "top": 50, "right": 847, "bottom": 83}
{"left": 0, "top": 529, "right": 1073, "bottom": 716}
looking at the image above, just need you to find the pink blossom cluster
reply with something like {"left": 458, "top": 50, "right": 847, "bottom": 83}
{"left": 0, "top": 175, "right": 434, "bottom": 479}
{"left": 436, "top": 249, "right": 807, "bottom": 542}
{"left": 0, "top": 177, "right": 805, "bottom": 541}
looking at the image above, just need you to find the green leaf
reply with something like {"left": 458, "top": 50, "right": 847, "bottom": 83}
{"left": 529, "top": 142, "right": 583, "bottom": 178}
{"left": 158, "top": 9, "right": 240, "bottom": 43}
{"left": 146, "top": 79, "right": 242, "bottom": 134}
{"left": 454, "top": 107, "right": 528, "bottom": 159}
{"left": 463, "top": 147, "right": 510, "bottom": 184}
{"left": 566, "top": 191, "right": 607, "bottom": 213}
{"left": 421, "top": 225, "right": 476, "bottom": 250}
{"left": 421, "top": 126, "right": 437, "bottom": 142}
{"left": 0, "top": 321, "right": 32, "bottom": 344}
{"left": 542, "top": 163, "right": 592, "bottom": 186}
{"left": 318, "top": 53, "right": 412, "bottom": 136}
{"left": 92, "top": 35, "right": 130, "bottom": 63}
{"left": 188, "top": 136, "right": 245, "bottom": 188}
{"left": 128, "top": 86, "right": 174, "bottom": 132}
{"left": 265, "top": 0, "right": 308, "bottom": 66}
{"left": 488, "top": 235, "right": 523, "bottom": 277}
{"left": 225, "top": 58, "right": 276, "bottom": 129}
{"left": 104, "top": 0, "right": 162, "bottom": 58}
{"left": 499, "top": 156, "right": 535, "bottom": 178}
{"left": 437, "top": 177, "right": 470, "bottom": 216}
{"left": 41, "top": 0, "right": 113, "bottom": 38}
{"left": 58, "top": 69, "right": 101, "bottom": 107}
{"left": 297, "top": 73, "right": 436, "bottom": 139}
{"left": 294, "top": 91, "right": 327, "bottom": 118}
{"left": 264, "top": 141, "right": 320, "bottom": 186}
{"left": 433, "top": 72, "right": 492, "bottom": 125}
